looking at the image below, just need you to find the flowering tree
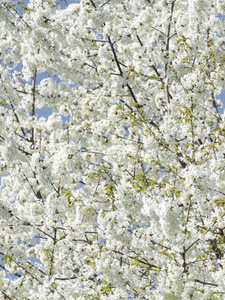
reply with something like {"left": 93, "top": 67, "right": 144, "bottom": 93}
{"left": 0, "top": 0, "right": 225, "bottom": 299}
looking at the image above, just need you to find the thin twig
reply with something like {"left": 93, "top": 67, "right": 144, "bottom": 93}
{"left": 31, "top": 69, "right": 37, "bottom": 144}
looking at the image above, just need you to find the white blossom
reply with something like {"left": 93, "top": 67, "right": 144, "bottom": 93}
{"left": 0, "top": 0, "right": 225, "bottom": 298}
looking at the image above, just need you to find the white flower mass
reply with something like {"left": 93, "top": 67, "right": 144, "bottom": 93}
{"left": 0, "top": 0, "right": 225, "bottom": 299}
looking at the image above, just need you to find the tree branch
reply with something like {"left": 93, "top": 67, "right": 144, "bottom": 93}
{"left": 31, "top": 69, "right": 37, "bottom": 144}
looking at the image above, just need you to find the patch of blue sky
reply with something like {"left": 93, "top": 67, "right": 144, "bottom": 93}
{"left": 57, "top": 0, "right": 80, "bottom": 9}
{"left": 28, "top": 256, "right": 44, "bottom": 266}
{"left": 0, "top": 251, "right": 24, "bottom": 282}
{"left": 217, "top": 90, "right": 225, "bottom": 114}
{"left": 14, "top": 0, "right": 80, "bottom": 14}
{"left": 5, "top": 270, "right": 24, "bottom": 282}
{"left": 36, "top": 107, "right": 70, "bottom": 125}
{"left": 93, "top": 29, "right": 104, "bottom": 40}
{"left": 124, "top": 125, "right": 130, "bottom": 137}
{"left": 0, "top": 253, "right": 44, "bottom": 282}
{"left": 217, "top": 13, "right": 225, "bottom": 19}
{"left": 128, "top": 220, "right": 150, "bottom": 232}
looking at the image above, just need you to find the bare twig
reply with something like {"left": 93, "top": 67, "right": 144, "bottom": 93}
{"left": 31, "top": 69, "right": 37, "bottom": 144}
{"left": 164, "top": 0, "right": 176, "bottom": 112}
{"left": 10, "top": 102, "right": 26, "bottom": 136}
{"left": 90, "top": 0, "right": 96, "bottom": 9}
{"left": 195, "top": 279, "right": 218, "bottom": 287}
